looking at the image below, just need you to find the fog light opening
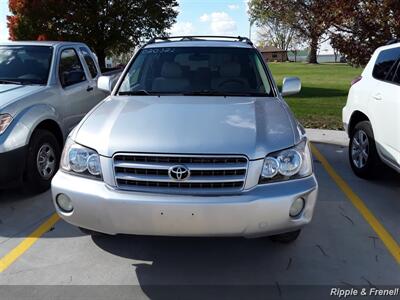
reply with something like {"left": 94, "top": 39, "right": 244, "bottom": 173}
{"left": 290, "top": 197, "right": 305, "bottom": 218}
{"left": 56, "top": 194, "right": 73, "bottom": 213}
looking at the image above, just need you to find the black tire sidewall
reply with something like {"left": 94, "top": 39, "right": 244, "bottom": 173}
{"left": 78, "top": 227, "right": 106, "bottom": 237}
{"left": 25, "top": 129, "right": 61, "bottom": 193}
{"left": 270, "top": 229, "right": 301, "bottom": 243}
{"left": 348, "top": 121, "right": 378, "bottom": 178}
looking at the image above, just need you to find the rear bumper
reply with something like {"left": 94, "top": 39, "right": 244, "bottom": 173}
{"left": 52, "top": 171, "right": 318, "bottom": 237}
{"left": 0, "top": 146, "right": 27, "bottom": 188}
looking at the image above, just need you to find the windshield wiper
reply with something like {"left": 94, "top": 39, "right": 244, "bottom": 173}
{"left": 118, "top": 90, "right": 188, "bottom": 96}
{"left": 183, "top": 91, "right": 269, "bottom": 97}
{"left": 0, "top": 79, "right": 24, "bottom": 85}
{"left": 0, "top": 79, "right": 44, "bottom": 86}
{"left": 118, "top": 90, "right": 269, "bottom": 97}
{"left": 118, "top": 90, "right": 151, "bottom": 96}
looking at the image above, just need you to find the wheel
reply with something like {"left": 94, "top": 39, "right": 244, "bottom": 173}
{"left": 24, "top": 129, "right": 61, "bottom": 194}
{"left": 270, "top": 229, "right": 301, "bottom": 243}
{"left": 78, "top": 227, "right": 106, "bottom": 237}
{"left": 349, "top": 121, "right": 379, "bottom": 179}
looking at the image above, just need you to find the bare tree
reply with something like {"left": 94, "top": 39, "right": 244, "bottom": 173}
{"left": 256, "top": 19, "right": 296, "bottom": 51}
{"left": 256, "top": 19, "right": 306, "bottom": 62}
{"left": 249, "top": 0, "right": 349, "bottom": 63}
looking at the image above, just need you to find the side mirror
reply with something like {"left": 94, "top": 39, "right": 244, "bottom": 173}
{"left": 281, "top": 76, "right": 301, "bottom": 97}
{"left": 97, "top": 76, "right": 112, "bottom": 93}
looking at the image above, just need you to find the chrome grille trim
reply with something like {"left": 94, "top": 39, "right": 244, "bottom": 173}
{"left": 114, "top": 161, "right": 248, "bottom": 171}
{"left": 113, "top": 153, "right": 248, "bottom": 194}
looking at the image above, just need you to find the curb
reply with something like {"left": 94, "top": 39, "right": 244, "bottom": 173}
{"left": 306, "top": 128, "right": 349, "bottom": 147}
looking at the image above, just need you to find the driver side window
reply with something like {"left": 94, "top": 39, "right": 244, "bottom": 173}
{"left": 59, "top": 49, "right": 86, "bottom": 88}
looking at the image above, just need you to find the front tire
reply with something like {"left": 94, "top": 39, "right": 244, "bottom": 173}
{"left": 270, "top": 229, "right": 301, "bottom": 243}
{"left": 349, "top": 121, "right": 379, "bottom": 179}
{"left": 78, "top": 227, "right": 106, "bottom": 237}
{"left": 25, "top": 129, "right": 61, "bottom": 194}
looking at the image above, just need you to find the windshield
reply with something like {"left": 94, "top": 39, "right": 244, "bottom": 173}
{"left": 118, "top": 47, "right": 273, "bottom": 96}
{"left": 0, "top": 45, "right": 53, "bottom": 85}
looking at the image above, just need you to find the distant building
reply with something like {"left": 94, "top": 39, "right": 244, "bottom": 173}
{"left": 258, "top": 46, "right": 288, "bottom": 62}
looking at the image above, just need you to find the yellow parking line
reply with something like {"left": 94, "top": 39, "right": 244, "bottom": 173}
{"left": 311, "top": 144, "right": 400, "bottom": 264}
{"left": 0, "top": 213, "right": 60, "bottom": 273}
{"left": 1, "top": 146, "right": 399, "bottom": 272}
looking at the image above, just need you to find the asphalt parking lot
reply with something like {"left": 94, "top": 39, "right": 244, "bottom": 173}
{"left": 0, "top": 142, "right": 399, "bottom": 299}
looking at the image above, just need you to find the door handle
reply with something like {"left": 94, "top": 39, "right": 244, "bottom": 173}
{"left": 86, "top": 86, "right": 94, "bottom": 92}
{"left": 373, "top": 94, "right": 382, "bottom": 101}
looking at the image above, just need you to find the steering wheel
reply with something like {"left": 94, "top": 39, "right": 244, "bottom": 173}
{"left": 217, "top": 79, "right": 245, "bottom": 88}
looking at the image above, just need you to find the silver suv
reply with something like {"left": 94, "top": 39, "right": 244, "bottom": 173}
{"left": 51, "top": 36, "right": 318, "bottom": 243}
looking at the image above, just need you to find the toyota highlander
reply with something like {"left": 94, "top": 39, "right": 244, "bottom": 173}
{"left": 51, "top": 36, "right": 318, "bottom": 243}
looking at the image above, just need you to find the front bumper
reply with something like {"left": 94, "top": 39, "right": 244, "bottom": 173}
{"left": 0, "top": 146, "right": 28, "bottom": 188}
{"left": 52, "top": 171, "right": 318, "bottom": 237}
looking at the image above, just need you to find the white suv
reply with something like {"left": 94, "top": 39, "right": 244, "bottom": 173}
{"left": 343, "top": 41, "right": 400, "bottom": 178}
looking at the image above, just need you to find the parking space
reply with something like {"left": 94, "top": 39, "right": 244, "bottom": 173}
{"left": 0, "top": 143, "right": 399, "bottom": 299}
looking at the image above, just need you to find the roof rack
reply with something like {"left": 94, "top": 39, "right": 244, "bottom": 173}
{"left": 146, "top": 36, "right": 253, "bottom": 46}
{"left": 386, "top": 39, "right": 399, "bottom": 45}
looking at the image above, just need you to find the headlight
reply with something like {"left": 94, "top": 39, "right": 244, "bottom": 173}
{"left": 260, "top": 140, "right": 312, "bottom": 183}
{"left": 261, "top": 157, "right": 280, "bottom": 178}
{"left": 277, "top": 149, "right": 303, "bottom": 176}
{"left": 60, "top": 138, "right": 102, "bottom": 179}
{"left": 0, "top": 114, "right": 13, "bottom": 135}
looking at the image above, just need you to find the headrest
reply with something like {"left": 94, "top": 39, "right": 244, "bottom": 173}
{"left": 220, "top": 62, "right": 241, "bottom": 77}
{"left": 161, "top": 62, "right": 183, "bottom": 78}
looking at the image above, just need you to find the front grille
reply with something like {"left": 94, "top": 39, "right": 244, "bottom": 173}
{"left": 113, "top": 154, "right": 248, "bottom": 194}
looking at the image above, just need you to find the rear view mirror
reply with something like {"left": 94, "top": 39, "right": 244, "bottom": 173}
{"left": 97, "top": 76, "right": 112, "bottom": 92}
{"left": 281, "top": 77, "right": 301, "bottom": 97}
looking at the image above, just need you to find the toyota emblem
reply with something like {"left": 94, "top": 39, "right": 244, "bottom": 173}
{"left": 168, "top": 165, "right": 190, "bottom": 181}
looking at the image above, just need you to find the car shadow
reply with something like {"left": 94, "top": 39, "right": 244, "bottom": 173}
{"left": 371, "top": 163, "right": 400, "bottom": 187}
{"left": 92, "top": 234, "right": 304, "bottom": 299}
{"left": 0, "top": 187, "right": 29, "bottom": 203}
{"left": 276, "top": 86, "right": 348, "bottom": 99}
{"left": 0, "top": 188, "right": 83, "bottom": 239}
{"left": 294, "top": 86, "right": 348, "bottom": 99}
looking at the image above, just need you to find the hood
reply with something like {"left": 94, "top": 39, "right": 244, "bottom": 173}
{"left": 0, "top": 84, "right": 46, "bottom": 111}
{"left": 74, "top": 96, "right": 299, "bottom": 159}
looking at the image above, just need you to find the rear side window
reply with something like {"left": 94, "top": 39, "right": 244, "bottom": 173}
{"left": 372, "top": 48, "right": 400, "bottom": 82}
{"left": 59, "top": 48, "right": 86, "bottom": 87}
{"left": 80, "top": 48, "right": 98, "bottom": 78}
{"left": 392, "top": 62, "right": 400, "bottom": 84}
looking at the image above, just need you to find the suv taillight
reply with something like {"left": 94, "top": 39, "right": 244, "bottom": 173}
{"left": 351, "top": 76, "right": 362, "bottom": 86}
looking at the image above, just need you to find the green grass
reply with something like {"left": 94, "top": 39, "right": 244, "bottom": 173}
{"left": 268, "top": 62, "right": 363, "bottom": 130}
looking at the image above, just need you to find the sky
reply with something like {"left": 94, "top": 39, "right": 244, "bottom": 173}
{"left": 0, "top": 0, "right": 8, "bottom": 42}
{"left": 169, "top": 0, "right": 252, "bottom": 37}
{"left": 0, "top": 0, "right": 332, "bottom": 53}
{"left": 0, "top": 0, "right": 252, "bottom": 41}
